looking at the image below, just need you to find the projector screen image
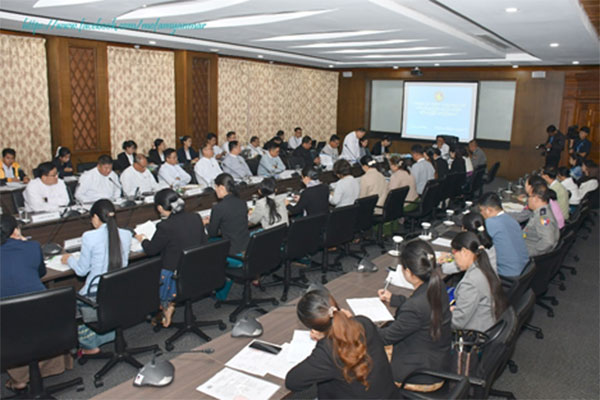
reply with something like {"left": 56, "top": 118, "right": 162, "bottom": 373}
{"left": 402, "top": 82, "right": 478, "bottom": 142}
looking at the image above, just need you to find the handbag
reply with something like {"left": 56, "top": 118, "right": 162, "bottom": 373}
{"left": 451, "top": 329, "right": 488, "bottom": 376}
{"left": 78, "top": 277, "right": 100, "bottom": 323}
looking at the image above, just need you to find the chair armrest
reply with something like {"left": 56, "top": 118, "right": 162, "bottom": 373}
{"left": 76, "top": 294, "right": 98, "bottom": 308}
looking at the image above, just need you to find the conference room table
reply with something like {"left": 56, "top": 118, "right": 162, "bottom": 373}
{"left": 93, "top": 223, "right": 458, "bottom": 400}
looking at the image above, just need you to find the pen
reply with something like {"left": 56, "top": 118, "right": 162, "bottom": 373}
{"left": 383, "top": 277, "right": 391, "bottom": 292}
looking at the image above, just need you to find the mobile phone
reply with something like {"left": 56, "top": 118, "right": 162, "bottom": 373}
{"left": 249, "top": 340, "right": 282, "bottom": 355}
{"left": 386, "top": 265, "right": 397, "bottom": 272}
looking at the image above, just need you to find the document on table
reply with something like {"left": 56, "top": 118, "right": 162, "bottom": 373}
{"left": 266, "top": 343, "right": 298, "bottom": 380}
{"left": 134, "top": 220, "right": 157, "bottom": 240}
{"left": 431, "top": 237, "right": 453, "bottom": 248}
{"left": 225, "top": 340, "right": 282, "bottom": 377}
{"left": 46, "top": 252, "right": 79, "bottom": 272}
{"left": 503, "top": 202, "right": 526, "bottom": 213}
{"left": 196, "top": 367, "right": 280, "bottom": 400}
{"left": 347, "top": 297, "right": 394, "bottom": 322}
{"left": 386, "top": 267, "right": 415, "bottom": 290}
{"left": 286, "top": 330, "right": 317, "bottom": 363}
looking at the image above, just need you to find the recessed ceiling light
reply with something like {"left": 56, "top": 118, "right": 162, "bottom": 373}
{"left": 202, "top": 10, "right": 334, "bottom": 28}
{"left": 210, "top": 48, "right": 219, "bottom": 52}
{"left": 392, "top": 66, "right": 399, "bottom": 69}
{"left": 512, "top": 65, "right": 519, "bottom": 68}
{"left": 434, "top": 63, "right": 440, "bottom": 66}
{"left": 572, "top": 61, "right": 580, "bottom": 65}
{"left": 257, "top": 55, "right": 264, "bottom": 59}
{"left": 133, "top": 45, "right": 140, "bottom": 49}
{"left": 354, "top": 53, "right": 462, "bottom": 59}
{"left": 292, "top": 39, "right": 425, "bottom": 48}
{"left": 549, "top": 43, "right": 559, "bottom": 47}
{"left": 328, "top": 64, "right": 334, "bottom": 68}
{"left": 257, "top": 30, "right": 396, "bottom": 42}
{"left": 33, "top": 0, "right": 102, "bottom": 7}
{"left": 148, "top": 40, "right": 156, "bottom": 45}
{"left": 117, "top": 0, "right": 249, "bottom": 20}
{"left": 326, "top": 46, "right": 444, "bottom": 54}
{"left": 505, "top": 7, "right": 518, "bottom": 13}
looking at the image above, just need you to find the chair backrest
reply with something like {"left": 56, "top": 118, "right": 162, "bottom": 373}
{"left": 382, "top": 186, "right": 409, "bottom": 223}
{"left": 286, "top": 156, "right": 305, "bottom": 170}
{"left": 530, "top": 241, "right": 564, "bottom": 297}
{"left": 246, "top": 156, "right": 261, "bottom": 176}
{"left": 286, "top": 214, "right": 327, "bottom": 260}
{"left": 419, "top": 180, "right": 441, "bottom": 215}
{"left": 95, "top": 257, "right": 162, "bottom": 332}
{"left": 486, "top": 162, "right": 500, "bottom": 183}
{"left": 11, "top": 190, "right": 24, "bottom": 211}
{"left": 354, "top": 194, "right": 379, "bottom": 232}
{"left": 1, "top": 287, "right": 77, "bottom": 369}
{"left": 552, "top": 230, "right": 576, "bottom": 277}
{"left": 77, "top": 161, "right": 97, "bottom": 173}
{"left": 245, "top": 224, "right": 287, "bottom": 277}
{"left": 501, "top": 258, "right": 536, "bottom": 307}
{"left": 323, "top": 204, "right": 359, "bottom": 248}
{"left": 472, "top": 166, "right": 486, "bottom": 196}
{"left": 514, "top": 289, "right": 536, "bottom": 332}
{"left": 177, "top": 240, "right": 230, "bottom": 301}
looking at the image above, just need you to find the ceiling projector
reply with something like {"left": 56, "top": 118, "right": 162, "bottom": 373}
{"left": 410, "top": 67, "right": 423, "bottom": 76}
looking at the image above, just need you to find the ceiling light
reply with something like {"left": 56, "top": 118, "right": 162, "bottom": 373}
{"left": 572, "top": 61, "right": 580, "bottom": 65}
{"left": 210, "top": 48, "right": 219, "bottom": 52}
{"left": 354, "top": 53, "right": 462, "bottom": 59}
{"left": 393, "top": 66, "right": 398, "bottom": 69}
{"left": 117, "top": 0, "right": 249, "bottom": 20}
{"left": 328, "top": 64, "right": 334, "bottom": 68}
{"left": 326, "top": 46, "right": 444, "bottom": 54}
{"left": 292, "top": 39, "right": 425, "bottom": 48}
{"left": 148, "top": 40, "right": 156, "bottom": 45}
{"left": 257, "top": 30, "right": 396, "bottom": 42}
{"left": 505, "top": 7, "right": 518, "bottom": 13}
{"left": 434, "top": 63, "right": 440, "bottom": 66}
{"left": 33, "top": 0, "right": 101, "bottom": 7}
{"left": 512, "top": 65, "right": 519, "bottom": 68}
{"left": 202, "top": 10, "right": 334, "bottom": 29}
{"left": 549, "top": 43, "right": 559, "bottom": 47}
{"left": 257, "top": 55, "right": 264, "bottom": 58}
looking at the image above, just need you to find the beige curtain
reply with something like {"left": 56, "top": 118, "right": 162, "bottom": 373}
{"left": 107, "top": 47, "right": 176, "bottom": 158}
{"left": 0, "top": 34, "right": 52, "bottom": 176}
{"left": 218, "top": 58, "right": 338, "bottom": 146}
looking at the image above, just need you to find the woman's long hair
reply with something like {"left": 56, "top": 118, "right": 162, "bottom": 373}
{"left": 461, "top": 212, "right": 493, "bottom": 249}
{"left": 258, "top": 178, "right": 282, "bottom": 225}
{"left": 214, "top": 173, "right": 239, "bottom": 197}
{"left": 400, "top": 240, "right": 445, "bottom": 341}
{"left": 451, "top": 232, "right": 507, "bottom": 319}
{"left": 154, "top": 188, "right": 185, "bottom": 214}
{"left": 90, "top": 199, "right": 122, "bottom": 272}
{"left": 297, "top": 290, "right": 372, "bottom": 389}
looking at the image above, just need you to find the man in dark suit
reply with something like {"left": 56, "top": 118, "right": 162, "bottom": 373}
{"left": 371, "top": 136, "right": 391, "bottom": 156}
{"left": 544, "top": 125, "right": 565, "bottom": 168}
{"left": 292, "top": 136, "right": 321, "bottom": 169}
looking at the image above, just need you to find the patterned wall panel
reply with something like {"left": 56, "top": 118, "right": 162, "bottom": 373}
{"left": 0, "top": 34, "right": 52, "bottom": 175}
{"left": 107, "top": 47, "right": 176, "bottom": 157}
{"left": 218, "top": 58, "right": 338, "bottom": 146}
{"left": 190, "top": 57, "right": 210, "bottom": 145}
{"left": 69, "top": 46, "right": 99, "bottom": 151}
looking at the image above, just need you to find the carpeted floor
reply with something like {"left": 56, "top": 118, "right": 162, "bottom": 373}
{"left": 2, "top": 179, "right": 598, "bottom": 400}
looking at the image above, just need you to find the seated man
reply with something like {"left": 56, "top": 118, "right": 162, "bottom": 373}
{"left": 221, "top": 131, "right": 237, "bottom": 154}
{"left": 320, "top": 134, "right": 340, "bottom": 164}
{"left": 194, "top": 142, "right": 223, "bottom": 186}
{"left": 433, "top": 135, "right": 450, "bottom": 161}
{"left": 258, "top": 141, "right": 286, "bottom": 177}
{"left": 409, "top": 144, "right": 435, "bottom": 196}
{"left": 245, "top": 136, "right": 264, "bottom": 158}
{"left": 23, "top": 162, "right": 69, "bottom": 213}
{"left": 479, "top": 192, "right": 530, "bottom": 277}
{"left": 222, "top": 141, "right": 253, "bottom": 181}
{"left": 75, "top": 155, "right": 121, "bottom": 203}
{"left": 292, "top": 136, "right": 320, "bottom": 169}
{"left": 0, "top": 148, "right": 29, "bottom": 183}
{"left": 120, "top": 154, "right": 165, "bottom": 197}
{"left": 522, "top": 183, "right": 560, "bottom": 257}
{"left": 157, "top": 148, "right": 191, "bottom": 188}
{"left": 371, "top": 135, "right": 391, "bottom": 156}
{"left": 288, "top": 127, "right": 303, "bottom": 150}
{"left": 207, "top": 132, "right": 224, "bottom": 161}
{"left": 541, "top": 167, "right": 569, "bottom": 220}
{"left": 468, "top": 139, "right": 487, "bottom": 170}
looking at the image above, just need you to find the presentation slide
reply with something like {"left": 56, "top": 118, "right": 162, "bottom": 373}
{"left": 402, "top": 82, "right": 478, "bottom": 142}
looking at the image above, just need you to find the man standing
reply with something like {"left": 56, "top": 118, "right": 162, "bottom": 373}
{"left": 543, "top": 125, "right": 565, "bottom": 168}
{"left": 341, "top": 128, "right": 367, "bottom": 164}
{"left": 433, "top": 136, "right": 450, "bottom": 161}
{"left": 222, "top": 141, "right": 253, "bottom": 181}
{"left": 409, "top": 144, "right": 435, "bottom": 195}
{"left": 288, "top": 127, "right": 303, "bottom": 150}
{"left": 0, "top": 148, "right": 29, "bottom": 183}
{"left": 522, "top": 183, "right": 560, "bottom": 256}
{"left": 468, "top": 139, "right": 487, "bottom": 170}
{"left": 572, "top": 126, "right": 591, "bottom": 159}
{"left": 120, "top": 154, "right": 165, "bottom": 197}
{"left": 75, "top": 155, "right": 121, "bottom": 203}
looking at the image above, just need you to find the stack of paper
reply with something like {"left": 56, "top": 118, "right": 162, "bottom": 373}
{"left": 386, "top": 267, "right": 415, "bottom": 290}
{"left": 431, "top": 237, "right": 453, "bottom": 248}
{"left": 196, "top": 367, "right": 280, "bottom": 400}
{"left": 266, "top": 343, "right": 297, "bottom": 380}
{"left": 346, "top": 298, "right": 394, "bottom": 322}
{"left": 46, "top": 252, "right": 79, "bottom": 272}
{"left": 134, "top": 220, "right": 157, "bottom": 240}
{"left": 503, "top": 202, "right": 525, "bottom": 213}
{"left": 286, "top": 330, "right": 317, "bottom": 363}
{"left": 225, "top": 340, "right": 282, "bottom": 377}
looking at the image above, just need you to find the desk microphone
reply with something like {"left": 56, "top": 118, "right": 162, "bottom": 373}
{"left": 121, "top": 187, "right": 139, "bottom": 208}
{"left": 41, "top": 207, "right": 71, "bottom": 257}
{"left": 63, "top": 183, "right": 82, "bottom": 218}
{"left": 108, "top": 177, "right": 122, "bottom": 200}
{"left": 133, "top": 348, "right": 215, "bottom": 388}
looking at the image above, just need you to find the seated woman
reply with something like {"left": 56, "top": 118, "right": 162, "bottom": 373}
{"left": 568, "top": 153, "right": 583, "bottom": 181}
{"left": 449, "top": 146, "right": 466, "bottom": 174}
{"left": 359, "top": 155, "right": 388, "bottom": 214}
{"left": 52, "top": 146, "right": 74, "bottom": 178}
{"left": 135, "top": 189, "right": 207, "bottom": 327}
{"left": 441, "top": 212, "right": 497, "bottom": 274}
{"left": 377, "top": 240, "right": 451, "bottom": 390}
{"left": 287, "top": 166, "right": 329, "bottom": 217}
{"left": 450, "top": 232, "right": 508, "bottom": 332}
{"left": 285, "top": 290, "right": 396, "bottom": 399}
{"left": 114, "top": 140, "right": 137, "bottom": 172}
{"left": 329, "top": 159, "right": 359, "bottom": 208}
{"left": 388, "top": 156, "right": 418, "bottom": 212}
{"left": 148, "top": 138, "right": 167, "bottom": 165}
{"left": 248, "top": 178, "right": 289, "bottom": 229}
{"left": 0, "top": 215, "right": 73, "bottom": 391}
{"left": 61, "top": 199, "right": 132, "bottom": 355}
{"left": 177, "top": 135, "right": 199, "bottom": 164}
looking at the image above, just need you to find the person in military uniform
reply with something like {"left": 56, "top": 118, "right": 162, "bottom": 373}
{"left": 523, "top": 183, "right": 559, "bottom": 256}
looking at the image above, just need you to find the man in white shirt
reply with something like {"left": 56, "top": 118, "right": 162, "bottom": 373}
{"left": 207, "top": 133, "right": 225, "bottom": 161}
{"left": 194, "top": 142, "right": 223, "bottom": 186}
{"left": 288, "top": 127, "right": 303, "bottom": 150}
{"left": 433, "top": 135, "right": 450, "bottom": 161}
{"left": 23, "top": 162, "right": 70, "bottom": 212}
{"left": 75, "top": 155, "right": 121, "bottom": 203}
{"left": 320, "top": 135, "right": 340, "bottom": 164}
{"left": 222, "top": 141, "right": 253, "bottom": 181}
{"left": 409, "top": 144, "right": 435, "bottom": 195}
{"left": 221, "top": 131, "right": 237, "bottom": 154}
{"left": 158, "top": 148, "right": 191, "bottom": 188}
{"left": 341, "top": 128, "right": 366, "bottom": 164}
{"left": 245, "top": 136, "right": 264, "bottom": 158}
{"left": 258, "top": 142, "right": 287, "bottom": 177}
{"left": 120, "top": 154, "right": 165, "bottom": 197}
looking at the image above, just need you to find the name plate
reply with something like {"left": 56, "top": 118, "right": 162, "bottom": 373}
{"left": 31, "top": 212, "right": 61, "bottom": 224}
{"left": 144, "top": 196, "right": 154, "bottom": 204}
{"left": 64, "top": 237, "right": 82, "bottom": 251}
{"left": 184, "top": 187, "right": 205, "bottom": 197}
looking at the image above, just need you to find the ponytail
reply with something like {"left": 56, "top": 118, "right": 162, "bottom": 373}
{"left": 258, "top": 178, "right": 281, "bottom": 225}
{"left": 214, "top": 173, "right": 239, "bottom": 197}
{"left": 90, "top": 199, "right": 122, "bottom": 272}
{"left": 426, "top": 267, "right": 444, "bottom": 341}
{"left": 154, "top": 188, "right": 185, "bottom": 214}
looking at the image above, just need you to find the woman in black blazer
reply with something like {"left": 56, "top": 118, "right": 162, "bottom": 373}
{"left": 449, "top": 146, "right": 466, "bottom": 174}
{"left": 135, "top": 189, "right": 207, "bottom": 327}
{"left": 176, "top": 135, "right": 199, "bottom": 164}
{"left": 114, "top": 140, "right": 137, "bottom": 172}
{"left": 148, "top": 138, "right": 167, "bottom": 165}
{"left": 377, "top": 239, "right": 452, "bottom": 390}
{"left": 286, "top": 290, "right": 397, "bottom": 399}
{"left": 287, "top": 166, "right": 329, "bottom": 216}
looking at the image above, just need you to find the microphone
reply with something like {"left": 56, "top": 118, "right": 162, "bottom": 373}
{"left": 122, "top": 186, "right": 139, "bottom": 208}
{"left": 108, "top": 176, "right": 122, "bottom": 200}
{"left": 63, "top": 182, "right": 82, "bottom": 218}
{"left": 41, "top": 207, "right": 71, "bottom": 257}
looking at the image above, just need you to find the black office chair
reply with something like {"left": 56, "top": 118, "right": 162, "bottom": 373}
{"left": 530, "top": 242, "right": 563, "bottom": 318}
{"left": 76, "top": 162, "right": 96, "bottom": 173}
{"left": 464, "top": 166, "right": 486, "bottom": 201}
{"left": 246, "top": 156, "right": 261, "bottom": 176}
{"left": 286, "top": 155, "right": 305, "bottom": 170}
{"left": 349, "top": 194, "right": 379, "bottom": 256}
{"left": 483, "top": 162, "right": 500, "bottom": 185}
{"left": 77, "top": 257, "right": 162, "bottom": 387}
{"left": 1, "top": 287, "right": 83, "bottom": 399}
{"left": 265, "top": 214, "right": 328, "bottom": 302}
{"left": 505, "top": 289, "right": 536, "bottom": 374}
{"left": 373, "top": 187, "right": 409, "bottom": 250}
{"left": 398, "top": 370, "right": 470, "bottom": 399}
{"left": 405, "top": 181, "right": 440, "bottom": 231}
{"left": 550, "top": 229, "right": 576, "bottom": 291}
{"left": 558, "top": 217, "right": 582, "bottom": 278}
{"left": 11, "top": 190, "right": 24, "bottom": 212}
{"left": 163, "top": 240, "right": 230, "bottom": 351}
{"left": 215, "top": 225, "right": 286, "bottom": 322}
{"left": 449, "top": 172, "right": 467, "bottom": 204}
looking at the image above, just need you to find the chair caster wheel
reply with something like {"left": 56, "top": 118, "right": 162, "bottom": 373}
{"left": 214, "top": 302, "right": 221, "bottom": 309}
{"left": 218, "top": 322, "right": 227, "bottom": 330}
{"left": 509, "top": 364, "right": 518, "bottom": 373}
{"left": 153, "top": 325, "right": 162, "bottom": 333}
{"left": 272, "top": 299, "right": 279, "bottom": 306}
{"left": 551, "top": 299, "right": 559, "bottom": 306}
{"left": 281, "top": 294, "right": 288, "bottom": 303}
{"left": 78, "top": 357, "right": 88, "bottom": 366}
{"left": 94, "top": 380, "right": 103, "bottom": 388}
{"left": 229, "top": 315, "right": 237, "bottom": 323}
{"left": 547, "top": 310, "right": 554, "bottom": 317}
{"left": 165, "top": 342, "right": 174, "bottom": 352}
{"left": 535, "top": 331, "right": 544, "bottom": 339}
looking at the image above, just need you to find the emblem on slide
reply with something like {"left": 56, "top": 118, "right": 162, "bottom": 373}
{"left": 434, "top": 91, "right": 444, "bottom": 102}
